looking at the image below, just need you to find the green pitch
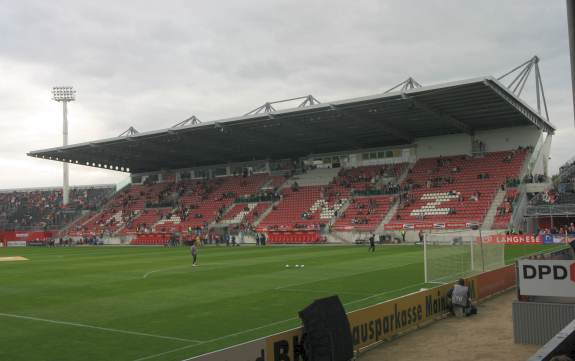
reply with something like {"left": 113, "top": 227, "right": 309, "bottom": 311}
{"left": 0, "top": 244, "right": 557, "bottom": 361}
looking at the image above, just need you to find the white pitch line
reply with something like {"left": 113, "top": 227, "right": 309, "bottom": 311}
{"left": 276, "top": 288, "right": 369, "bottom": 296}
{"left": 0, "top": 312, "right": 201, "bottom": 343}
{"left": 131, "top": 281, "right": 428, "bottom": 361}
{"left": 343, "top": 281, "right": 427, "bottom": 306}
{"left": 132, "top": 343, "right": 201, "bottom": 361}
{"left": 131, "top": 317, "right": 298, "bottom": 361}
{"left": 142, "top": 263, "right": 229, "bottom": 279}
{"left": 143, "top": 265, "right": 190, "bottom": 279}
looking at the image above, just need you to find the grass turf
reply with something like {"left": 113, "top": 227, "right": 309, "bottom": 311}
{"left": 0, "top": 244, "right": 558, "bottom": 361}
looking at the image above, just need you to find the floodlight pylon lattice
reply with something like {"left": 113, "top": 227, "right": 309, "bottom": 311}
{"left": 498, "top": 56, "right": 550, "bottom": 121}
{"left": 383, "top": 77, "right": 422, "bottom": 94}
{"left": 172, "top": 115, "right": 202, "bottom": 128}
{"left": 118, "top": 126, "right": 140, "bottom": 137}
{"left": 244, "top": 95, "right": 321, "bottom": 115}
{"left": 51, "top": 86, "right": 76, "bottom": 206}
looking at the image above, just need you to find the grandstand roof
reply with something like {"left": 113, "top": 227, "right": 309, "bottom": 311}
{"left": 28, "top": 76, "right": 555, "bottom": 174}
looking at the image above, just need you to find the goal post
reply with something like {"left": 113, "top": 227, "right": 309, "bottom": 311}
{"left": 423, "top": 230, "right": 504, "bottom": 284}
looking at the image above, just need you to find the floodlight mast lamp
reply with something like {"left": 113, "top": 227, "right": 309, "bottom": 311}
{"left": 52, "top": 86, "right": 76, "bottom": 206}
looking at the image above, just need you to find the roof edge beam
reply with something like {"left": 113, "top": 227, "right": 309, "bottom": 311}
{"left": 483, "top": 80, "right": 554, "bottom": 134}
{"left": 402, "top": 94, "right": 473, "bottom": 135}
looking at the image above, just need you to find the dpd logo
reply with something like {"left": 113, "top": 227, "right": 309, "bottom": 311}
{"left": 523, "top": 264, "right": 569, "bottom": 280}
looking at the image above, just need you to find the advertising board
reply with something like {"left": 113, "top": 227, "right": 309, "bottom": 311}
{"left": 518, "top": 259, "right": 575, "bottom": 298}
{"left": 484, "top": 234, "right": 573, "bottom": 245}
{"left": 484, "top": 234, "right": 541, "bottom": 244}
{"left": 7, "top": 241, "right": 27, "bottom": 247}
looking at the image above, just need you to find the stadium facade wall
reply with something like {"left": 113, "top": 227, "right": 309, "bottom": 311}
{"left": 341, "top": 147, "right": 414, "bottom": 168}
{"left": 415, "top": 133, "right": 472, "bottom": 158}
{"left": 132, "top": 146, "right": 415, "bottom": 182}
{"left": 186, "top": 264, "right": 516, "bottom": 361}
{"left": 537, "top": 132, "right": 553, "bottom": 176}
{"left": 414, "top": 126, "right": 540, "bottom": 160}
{"left": 474, "top": 126, "right": 541, "bottom": 153}
{"left": 127, "top": 125, "right": 540, "bottom": 184}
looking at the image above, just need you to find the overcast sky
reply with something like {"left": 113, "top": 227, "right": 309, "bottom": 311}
{"left": 0, "top": 0, "right": 573, "bottom": 189}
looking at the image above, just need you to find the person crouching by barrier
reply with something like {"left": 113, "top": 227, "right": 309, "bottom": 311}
{"left": 447, "top": 279, "right": 477, "bottom": 317}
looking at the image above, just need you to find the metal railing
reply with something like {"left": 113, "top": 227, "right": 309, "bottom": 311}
{"left": 527, "top": 316, "right": 575, "bottom": 360}
{"left": 526, "top": 204, "right": 575, "bottom": 216}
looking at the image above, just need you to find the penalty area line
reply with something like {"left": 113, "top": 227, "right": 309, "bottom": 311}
{"left": 0, "top": 312, "right": 201, "bottom": 343}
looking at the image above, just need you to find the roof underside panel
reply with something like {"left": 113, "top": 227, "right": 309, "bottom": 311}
{"left": 28, "top": 77, "right": 554, "bottom": 173}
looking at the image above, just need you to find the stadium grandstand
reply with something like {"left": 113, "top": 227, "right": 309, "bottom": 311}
{"left": 1, "top": 55, "right": 573, "bottom": 361}
{"left": 524, "top": 155, "right": 575, "bottom": 235}
{"left": 0, "top": 185, "right": 114, "bottom": 232}
{"left": 4, "top": 1, "right": 575, "bottom": 360}
{"left": 12, "top": 57, "right": 561, "bottom": 248}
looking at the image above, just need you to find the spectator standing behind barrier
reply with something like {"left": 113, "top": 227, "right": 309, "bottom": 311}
{"left": 447, "top": 279, "right": 477, "bottom": 316}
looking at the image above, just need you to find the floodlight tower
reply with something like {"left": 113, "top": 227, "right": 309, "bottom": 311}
{"left": 52, "top": 86, "right": 76, "bottom": 206}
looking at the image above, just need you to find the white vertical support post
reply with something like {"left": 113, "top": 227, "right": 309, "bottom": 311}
{"left": 62, "top": 101, "right": 69, "bottom": 206}
{"left": 423, "top": 232, "right": 428, "bottom": 284}
{"left": 479, "top": 228, "right": 485, "bottom": 272}
{"left": 470, "top": 232, "right": 475, "bottom": 272}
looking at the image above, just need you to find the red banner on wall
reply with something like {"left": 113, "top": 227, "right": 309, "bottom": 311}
{"left": 0, "top": 231, "right": 54, "bottom": 243}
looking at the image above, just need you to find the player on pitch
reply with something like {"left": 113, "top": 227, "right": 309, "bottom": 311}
{"left": 368, "top": 234, "right": 376, "bottom": 253}
{"left": 190, "top": 241, "right": 198, "bottom": 266}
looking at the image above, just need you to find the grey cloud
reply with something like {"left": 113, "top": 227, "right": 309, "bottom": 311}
{"left": 0, "top": 0, "right": 573, "bottom": 188}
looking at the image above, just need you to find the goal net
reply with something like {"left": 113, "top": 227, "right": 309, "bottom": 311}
{"left": 423, "top": 231, "right": 504, "bottom": 283}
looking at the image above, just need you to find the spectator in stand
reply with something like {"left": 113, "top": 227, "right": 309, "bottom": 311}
{"left": 470, "top": 191, "right": 481, "bottom": 202}
{"left": 0, "top": 187, "right": 113, "bottom": 231}
{"left": 291, "top": 181, "right": 299, "bottom": 192}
